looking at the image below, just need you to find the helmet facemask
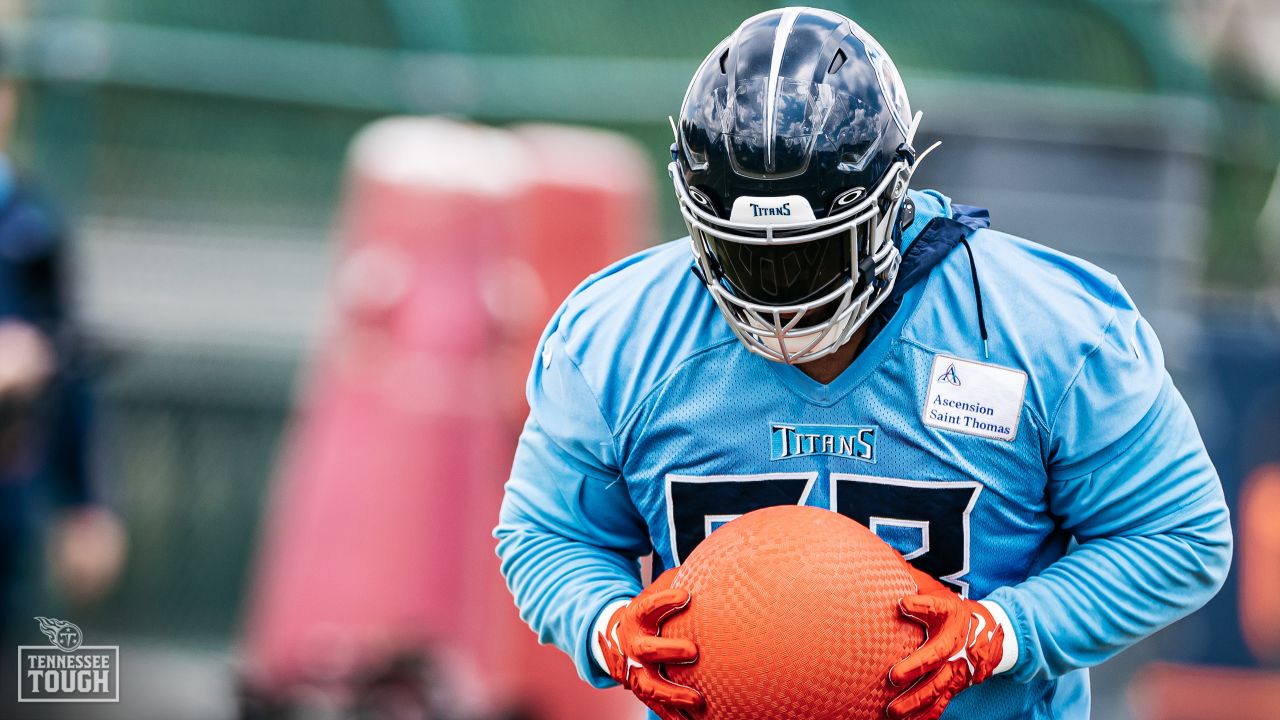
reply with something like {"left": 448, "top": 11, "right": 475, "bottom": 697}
{"left": 672, "top": 112, "right": 930, "bottom": 364}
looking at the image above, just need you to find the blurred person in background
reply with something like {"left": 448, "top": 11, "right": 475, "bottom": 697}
{"left": 0, "top": 45, "right": 125, "bottom": 643}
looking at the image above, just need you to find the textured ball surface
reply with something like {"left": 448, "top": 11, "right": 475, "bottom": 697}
{"left": 662, "top": 505, "right": 923, "bottom": 720}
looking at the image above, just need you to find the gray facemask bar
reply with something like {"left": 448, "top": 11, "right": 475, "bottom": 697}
{"left": 672, "top": 111, "right": 935, "bottom": 364}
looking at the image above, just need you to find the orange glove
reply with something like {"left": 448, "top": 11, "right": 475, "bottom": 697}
{"left": 596, "top": 568, "right": 704, "bottom": 719}
{"left": 887, "top": 566, "right": 1005, "bottom": 720}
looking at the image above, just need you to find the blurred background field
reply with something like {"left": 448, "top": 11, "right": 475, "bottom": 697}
{"left": 0, "top": 1, "right": 1278, "bottom": 718}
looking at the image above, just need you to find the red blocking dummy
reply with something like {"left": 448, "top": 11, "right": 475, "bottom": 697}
{"left": 241, "top": 117, "right": 652, "bottom": 719}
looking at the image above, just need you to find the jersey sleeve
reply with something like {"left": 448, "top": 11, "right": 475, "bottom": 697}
{"left": 494, "top": 322, "right": 651, "bottom": 687}
{"left": 985, "top": 282, "right": 1233, "bottom": 682}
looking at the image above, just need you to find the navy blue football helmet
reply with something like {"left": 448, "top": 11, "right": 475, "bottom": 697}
{"left": 671, "top": 7, "right": 932, "bottom": 363}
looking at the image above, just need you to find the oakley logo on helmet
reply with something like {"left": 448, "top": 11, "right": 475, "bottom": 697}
{"left": 688, "top": 187, "right": 714, "bottom": 208}
{"left": 833, "top": 187, "right": 867, "bottom": 208}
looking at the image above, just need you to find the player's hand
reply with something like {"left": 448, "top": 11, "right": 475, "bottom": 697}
{"left": 887, "top": 566, "right": 1004, "bottom": 720}
{"left": 597, "top": 568, "right": 703, "bottom": 719}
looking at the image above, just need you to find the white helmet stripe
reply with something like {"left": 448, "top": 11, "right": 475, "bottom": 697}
{"left": 765, "top": 7, "right": 802, "bottom": 172}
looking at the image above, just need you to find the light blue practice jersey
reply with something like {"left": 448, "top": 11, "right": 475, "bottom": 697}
{"left": 495, "top": 190, "right": 1232, "bottom": 719}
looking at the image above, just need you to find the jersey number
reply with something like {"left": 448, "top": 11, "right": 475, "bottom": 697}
{"left": 666, "top": 473, "right": 981, "bottom": 595}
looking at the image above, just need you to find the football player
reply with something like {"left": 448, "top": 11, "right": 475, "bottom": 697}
{"left": 495, "top": 8, "right": 1231, "bottom": 720}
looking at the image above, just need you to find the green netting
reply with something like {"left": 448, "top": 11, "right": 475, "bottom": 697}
{"left": 75, "top": 0, "right": 402, "bottom": 47}
{"left": 456, "top": 0, "right": 1159, "bottom": 89}
{"left": 86, "top": 87, "right": 374, "bottom": 226}
{"left": 77, "top": 0, "right": 1185, "bottom": 89}
{"left": 19, "top": 1, "right": 1203, "bottom": 234}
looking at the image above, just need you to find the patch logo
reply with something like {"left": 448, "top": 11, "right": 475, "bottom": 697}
{"left": 937, "top": 363, "right": 961, "bottom": 386}
{"left": 923, "top": 355, "right": 1026, "bottom": 442}
{"left": 770, "top": 423, "right": 876, "bottom": 462}
{"left": 18, "top": 616, "right": 119, "bottom": 703}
